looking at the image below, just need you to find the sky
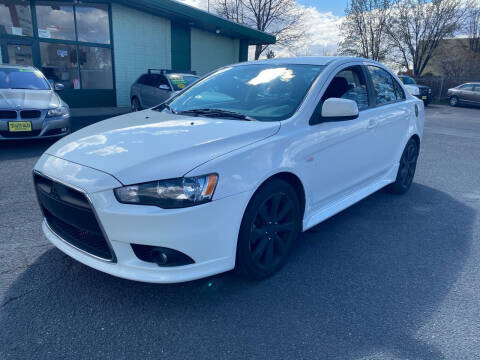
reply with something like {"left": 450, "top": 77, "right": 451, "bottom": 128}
{"left": 177, "top": 0, "right": 344, "bottom": 58}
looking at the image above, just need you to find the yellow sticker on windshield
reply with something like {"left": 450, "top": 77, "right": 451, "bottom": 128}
{"left": 177, "top": 83, "right": 185, "bottom": 89}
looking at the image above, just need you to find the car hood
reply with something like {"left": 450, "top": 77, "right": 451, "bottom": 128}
{"left": 0, "top": 89, "right": 62, "bottom": 109}
{"left": 45, "top": 109, "right": 280, "bottom": 185}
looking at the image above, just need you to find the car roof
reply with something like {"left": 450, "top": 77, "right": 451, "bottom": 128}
{"left": 237, "top": 56, "right": 373, "bottom": 67}
{"left": 0, "top": 64, "right": 37, "bottom": 70}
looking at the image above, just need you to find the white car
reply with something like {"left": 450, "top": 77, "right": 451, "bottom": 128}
{"left": 33, "top": 57, "right": 424, "bottom": 283}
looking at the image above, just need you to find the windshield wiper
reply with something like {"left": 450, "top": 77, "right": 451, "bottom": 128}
{"left": 177, "top": 108, "right": 255, "bottom": 121}
{"left": 153, "top": 103, "right": 176, "bottom": 114}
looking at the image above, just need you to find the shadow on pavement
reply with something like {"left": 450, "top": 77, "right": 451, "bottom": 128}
{"left": 0, "top": 184, "right": 474, "bottom": 359}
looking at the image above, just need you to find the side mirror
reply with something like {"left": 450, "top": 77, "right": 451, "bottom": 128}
{"left": 159, "top": 84, "right": 170, "bottom": 91}
{"left": 54, "top": 83, "right": 65, "bottom": 91}
{"left": 320, "top": 98, "right": 359, "bottom": 122}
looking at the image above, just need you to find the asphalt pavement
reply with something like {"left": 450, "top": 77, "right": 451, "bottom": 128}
{"left": 0, "top": 105, "right": 479, "bottom": 359}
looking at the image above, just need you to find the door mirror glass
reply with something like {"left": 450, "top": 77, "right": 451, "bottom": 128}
{"left": 321, "top": 98, "right": 359, "bottom": 121}
{"left": 54, "top": 83, "right": 65, "bottom": 91}
{"left": 159, "top": 84, "right": 170, "bottom": 91}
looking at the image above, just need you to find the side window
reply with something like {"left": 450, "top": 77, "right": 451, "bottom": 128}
{"left": 137, "top": 74, "right": 148, "bottom": 85}
{"left": 149, "top": 75, "right": 170, "bottom": 88}
{"left": 459, "top": 84, "right": 473, "bottom": 91}
{"left": 321, "top": 66, "right": 369, "bottom": 110}
{"left": 393, "top": 78, "right": 406, "bottom": 100}
{"left": 367, "top": 66, "right": 403, "bottom": 105}
{"left": 473, "top": 85, "right": 480, "bottom": 93}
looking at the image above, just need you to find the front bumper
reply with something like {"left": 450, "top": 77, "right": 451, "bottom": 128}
{"left": 414, "top": 93, "right": 432, "bottom": 103}
{"left": 35, "top": 155, "right": 251, "bottom": 283}
{"left": 0, "top": 114, "right": 70, "bottom": 140}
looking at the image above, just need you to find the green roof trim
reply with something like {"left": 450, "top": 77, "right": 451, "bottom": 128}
{"left": 110, "top": 0, "right": 276, "bottom": 45}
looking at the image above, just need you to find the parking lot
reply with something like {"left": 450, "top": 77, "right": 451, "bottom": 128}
{"left": 0, "top": 104, "right": 479, "bottom": 359}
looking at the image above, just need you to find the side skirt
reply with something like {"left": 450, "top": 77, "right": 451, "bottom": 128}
{"left": 302, "top": 163, "right": 399, "bottom": 231}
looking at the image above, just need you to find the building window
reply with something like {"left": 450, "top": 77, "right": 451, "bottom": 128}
{"left": 79, "top": 46, "right": 113, "bottom": 89}
{"left": 0, "top": 0, "right": 33, "bottom": 36}
{"left": 40, "top": 42, "right": 79, "bottom": 89}
{"left": 36, "top": 1, "right": 75, "bottom": 41}
{"left": 75, "top": 4, "right": 110, "bottom": 44}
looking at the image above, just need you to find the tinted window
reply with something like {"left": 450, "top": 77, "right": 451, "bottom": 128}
{"left": 368, "top": 66, "right": 403, "bottom": 105}
{"left": 79, "top": 46, "right": 112, "bottom": 89}
{"left": 168, "top": 74, "right": 199, "bottom": 91}
{"left": 0, "top": 67, "right": 50, "bottom": 90}
{"left": 40, "top": 42, "right": 79, "bottom": 89}
{"left": 399, "top": 76, "right": 416, "bottom": 85}
{"left": 75, "top": 4, "right": 110, "bottom": 44}
{"left": 137, "top": 75, "right": 148, "bottom": 85}
{"left": 323, "top": 67, "right": 369, "bottom": 110}
{"left": 36, "top": 2, "right": 75, "bottom": 40}
{"left": 0, "top": 0, "right": 33, "bottom": 36}
{"left": 473, "top": 85, "right": 480, "bottom": 93}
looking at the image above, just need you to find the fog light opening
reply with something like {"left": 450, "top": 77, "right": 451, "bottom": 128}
{"left": 131, "top": 244, "right": 195, "bottom": 267}
{"left": 151, "top": 249, "right": 168, "bottom": 266}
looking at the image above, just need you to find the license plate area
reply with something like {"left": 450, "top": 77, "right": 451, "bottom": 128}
{"left": 8, "top": 121, "right": 32, "bottom": 132}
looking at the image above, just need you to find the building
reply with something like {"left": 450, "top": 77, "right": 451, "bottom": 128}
{"left": 0, "top": 0, "right": 275, "bottom": 108}
{"left": 420, "top": 38, "right": 480, "bottom": 78}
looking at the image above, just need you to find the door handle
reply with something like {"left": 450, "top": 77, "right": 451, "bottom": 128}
{"left": 367, "top": 119, "right": 377, "bottom": 129}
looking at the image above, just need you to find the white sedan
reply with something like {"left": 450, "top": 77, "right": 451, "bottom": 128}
{"left": 33, "top": 57, "right": 424, "bottom": 283}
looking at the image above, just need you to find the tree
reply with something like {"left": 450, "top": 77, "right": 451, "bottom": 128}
{"left": 266, "top": 49, "right": 276, "bottom": 58}
{"left": 338, "top": 0, "right": 393, "bottom": 61}
{"left": 466, "top": 3, "right": 480, "bottom": 52}
{"left": 213, "top": 0, "right": 305, "bottom": 59}
{"left": 386, "top": 0, "right": 469, "bottom": 76}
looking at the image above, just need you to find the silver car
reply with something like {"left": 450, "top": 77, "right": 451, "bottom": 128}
{"left": 448, "top": 83, "right": 480, "bottom": 107}
{"left": 0, "top": 65, "right": 70, "bottom": 140}
{"left": 130, "top": 69, "right": 199, "bottom": 111}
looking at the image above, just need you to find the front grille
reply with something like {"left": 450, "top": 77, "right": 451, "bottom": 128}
{"left": 0, "top": 110, "right": 17, "bottom": 119}
{"left": 34, "top": 173, "right": 115, "bottom": 261}
{"left": 21, "top": 110, "right": 41, "bottom": 119}
{"left": 0, "top": 130, "right": 41, "bottom": 138}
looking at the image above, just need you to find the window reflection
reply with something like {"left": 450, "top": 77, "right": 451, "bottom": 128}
{"left": 40, "top": 42, "right": 79, "bottom": 89}
{"left": 75, "top": 4, "right": 110, "bottom": 44}
{"left": 36, "top": 1, "right": 75, "bottom": 40}
{"left": 0, "top": 0, "right": 33, "bottom": 36}
{"left": 79, "top": 46, "right": 113, "bottom": 89}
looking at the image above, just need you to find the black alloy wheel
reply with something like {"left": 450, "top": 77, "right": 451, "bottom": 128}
{"left": 387, "top": 138, "right": 419, "bottom": 194}
{"left": 236, "top": 179, "right": 301, "bottom": 279}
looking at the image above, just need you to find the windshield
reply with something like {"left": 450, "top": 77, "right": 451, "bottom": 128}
{"left": 168, "top": 74, "right": 198, "bottom": 91}
{"left": 400, "top": 76, "right": 416, "bottom": 85}
{"left": 165, "top": 64, "right": 325, "bottom": 122}
{"left": 0, "top": 68, "right": 50, "bottom": 90}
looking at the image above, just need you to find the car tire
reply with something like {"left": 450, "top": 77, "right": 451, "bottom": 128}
{"left": 235, "top": 178, "right": 301, "bottom": 280}
{"left": 387, "top": 138, "right": 419, "bottom": 194}
{"left": 449, "top": 96, "right": 458, "bottom": 107}
{"left": 131, "top": 97, "right": 142, "bottom": 112}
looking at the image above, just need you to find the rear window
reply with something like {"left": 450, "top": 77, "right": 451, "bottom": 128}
{"left": 167, "top": 74, "right": 198, "bottom": 91}
{"left": 0, "top": 68, "right": 50, "bottom": 90}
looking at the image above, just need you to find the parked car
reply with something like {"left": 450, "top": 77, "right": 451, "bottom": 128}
{"left": 398, "top": 75, "right": 432, "bottom": 105}
{"left": 130, "top": 69, "right": 199, "bottom": 111}
{"left": 0, "top": 65, "right": 70, "bottom": 140}
{"left": 447, "top": 83, "right": 480, "bottom": 107}
{"left": 34, "top": 57, "right": 424, "bottom": 283}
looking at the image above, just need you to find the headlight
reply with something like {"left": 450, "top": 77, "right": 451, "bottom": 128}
{"left": 406, "top": 87, "right": 420, "bottom": 96}
{"left": 428, "top": 88, "right": 432, "bottom": 93}
{"left": 114, "top": 174, "right": 218, "bottom": 209}
{"left": 47, "top": 106, "right": 69, "bottom": 117}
